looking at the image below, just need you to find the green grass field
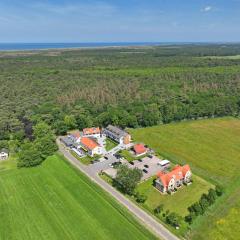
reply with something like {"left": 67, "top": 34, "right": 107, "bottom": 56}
{"left": 0, "top": 154, "right": 157, "bottom": 240}
{"left": 70, "top": 150, "right": 100, "bottom": 165}
{"left": 130, "top": 117, "right": 240, "bottom": 239}
{"left": 137, "top": 175, "right": 213, "bottom": 217}
{"left": 105, "top": 138, "right": 118, "bottom": 151}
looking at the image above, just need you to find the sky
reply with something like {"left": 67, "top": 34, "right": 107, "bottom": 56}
{"left": 0, "top": 0, "right": 240, "bottom": 43}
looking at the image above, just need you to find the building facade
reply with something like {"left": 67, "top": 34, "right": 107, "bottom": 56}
{"left": 155, "top": 165, "right": 191, "bottom": 194}
{"left": 79, "top": 137, "right": 102, "bottom": 157}
{"left": 103, "top": 125, "right": 131, "bottom": 145}
{"left": 83, "top": 127, "right": 101, "bottom": 137}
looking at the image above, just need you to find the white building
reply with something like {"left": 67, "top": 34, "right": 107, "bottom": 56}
{"left": 79, "top": 137, "right": 102, "bottom": 157}
{"left": 155, "top": 165, "right": 191, "bottom": 193}
{"left": 103, "top": 125, "right": 131, "bottom": 145}
{"left": 83, "top": 127, "right": 101, "bottom": 138}
{"left": 0, "top": 149, "right": 9, "bottom": 160}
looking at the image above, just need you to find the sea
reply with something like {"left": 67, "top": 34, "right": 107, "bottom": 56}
{"left": 0, "top": 42, "right": 166, "bottom": 51}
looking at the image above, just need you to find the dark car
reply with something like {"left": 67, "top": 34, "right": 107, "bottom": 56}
{"left": 138, "top": 159, "right": 143, "bottom": 162}
{"left": 91, "top": 160, "right": 99, "bottom": 164}
{"left": 148, "top": 155, "right": 153, "bottom": 158}
{"left": 104, "top": 156, "right": 108, "bottom": 160}
{"left": 114, "top": 154, "right": 121, "bottom": 159}
{"left": 143, "top": 169, "right": 148, "bottom": 173}
{"left": 130, "top": 161, "right": 134, "bottom": 165}
{"left": 144, "top": 164, "right": 149, "bottom": 168}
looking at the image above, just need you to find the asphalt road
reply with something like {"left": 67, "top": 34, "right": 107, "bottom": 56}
{"left": 57, "top": 138, "right": 179, "bottom": 240}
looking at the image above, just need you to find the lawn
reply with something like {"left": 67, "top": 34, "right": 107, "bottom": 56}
{"left": 130, "top": 117, "right": 240, "bottom": 239}
{"left": 119, "top": 150, "right": 146, "bottom": 162}
{"left": 137, "top": 175, "right": 213, "bottom": 217}
{"left": 105, "top": 138, "right": 118, "bottom": 151}
{"left": 70, "top": 150, "right": 100, "bottom": 165}
{"left": 0, "top": 156, "right": 17, "bottom": 171}
{"left": 0, "top": 154, "right": 157, "bottom": 240}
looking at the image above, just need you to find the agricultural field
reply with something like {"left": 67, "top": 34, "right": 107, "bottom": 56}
{"left": 0, "top": 154, "right": 157, "bottom": 240}
{"left": 130, "top": 117, "right": 240, "bottom": 240}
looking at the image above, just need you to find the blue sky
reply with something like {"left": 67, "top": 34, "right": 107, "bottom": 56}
{"left": 0, "top": 0, "right": 239, "bottom": 42}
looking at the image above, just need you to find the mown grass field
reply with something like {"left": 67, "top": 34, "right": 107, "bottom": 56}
{"left": 130, "top": 117, "right": 240, "bottom": 240}
{"left": 0, "top": 154, "right": 157, "bottom": 240}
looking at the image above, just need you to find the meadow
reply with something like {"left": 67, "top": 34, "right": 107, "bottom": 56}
{"left": 0, "top": 154, "right": 157, "bottom": 240}
{"left": 130, "top": 117, "right": 240, "bottom": 240}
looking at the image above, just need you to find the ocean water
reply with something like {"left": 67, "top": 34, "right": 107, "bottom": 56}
{"left": 0, "top": 42, "right": 163, "bottom": 51}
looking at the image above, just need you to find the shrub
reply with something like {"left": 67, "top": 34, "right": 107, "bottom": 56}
{"left": 166, "top": 212, "right": 182, "bottom": 227}
{"left": 154, "top": 204, "right": 164, "bottom": 215}
{"left": 215, "top": 185, "right": 224, "bottom": 196}
{"left": 207, "top": 188, "right": 217, "bottom": 205}
{"left": 134, "top": 192, "right": 147, "bottom": 203}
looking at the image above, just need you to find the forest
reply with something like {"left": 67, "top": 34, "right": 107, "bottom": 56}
{"left": 1, "top": 44, "right": 240, "bottom": 152}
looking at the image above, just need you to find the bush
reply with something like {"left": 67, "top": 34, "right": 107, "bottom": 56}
{"left": 166, "top": 212, "right": 182, "bottom": 227}
{"left": 185, "top": 186, "right": 224, "bottom": 225}
{"left": 154, "top": 204, "right": 164, "bottom": 215}
{"left": 215, "top": 185, "right": 224, "bottom": 196}
{"left": 207, "top": 188, "right": 217, "bottom": 204}
{"left": 134, "top": 192, "right": 147, "bottom": 203}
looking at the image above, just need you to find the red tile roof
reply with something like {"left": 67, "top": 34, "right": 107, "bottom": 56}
{"left": 133, "top": 144, "right": 147, "bottom": 155}
{"left": 83, "top": 127, "right": 100, "bottom": 135}
{"left": 157, "top": 165, "right": 191, "bottom": 187}
{"left": 80, "top": 137, "right": 99, "bottom": 150}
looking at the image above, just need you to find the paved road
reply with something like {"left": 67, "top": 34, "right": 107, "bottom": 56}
{"left": 57, "top": 138, "right": 179, "bottom": 240}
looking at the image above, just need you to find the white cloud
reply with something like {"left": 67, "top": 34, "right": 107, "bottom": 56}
{"left": 202, "top": 6, "right": 212, "bottom": 12}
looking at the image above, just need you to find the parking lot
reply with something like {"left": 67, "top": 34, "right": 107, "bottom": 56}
{"left": 124, "top": 155, "right": 168, "bottom": 181}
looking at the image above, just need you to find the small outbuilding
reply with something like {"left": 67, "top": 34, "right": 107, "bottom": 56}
{"left": 133, "top": 144, "right": 147, "bottom": 156}
{"left": 0, "top": 149, "right": 9, "bottom": 160}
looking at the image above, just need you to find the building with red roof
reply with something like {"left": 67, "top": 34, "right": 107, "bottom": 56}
{"left": 80, "top": 137, "right": 102, "bottom": 157}
{"left": 133, "top": 144, "right": 148, "bottom": 156}
{"left": 155, "top": 164, "right": 191, "bottom": 193}
{"left": 83, "top": 127, "right": 101, "bottom": 137}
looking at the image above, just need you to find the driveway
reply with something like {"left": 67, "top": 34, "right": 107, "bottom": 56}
{"left": 57, "top": 138, "right": 179, "bottom": 240}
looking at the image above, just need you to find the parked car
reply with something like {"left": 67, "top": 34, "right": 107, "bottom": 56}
{"left": 148, "top": 155, "right": 153, "bottom": 158}
{"left": 144, "top": 164, "right": 149, "bottom": 168}
{"left": 114, "top": 154, "right": 121, "bottom": 159}
{"left": 91, "top": 160, "right": 99, "bottom": 164}
{"left": 130, "top": 161, "right": 134, "bottom": 165}
{"left": 138, "top": 159, "right": 143, "bottom": 162}
{"left": 104, "top": 156, "right": 108, "bottom": 160}
{"left": 143, "top": 169, "right": 148, "bottom": 173}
